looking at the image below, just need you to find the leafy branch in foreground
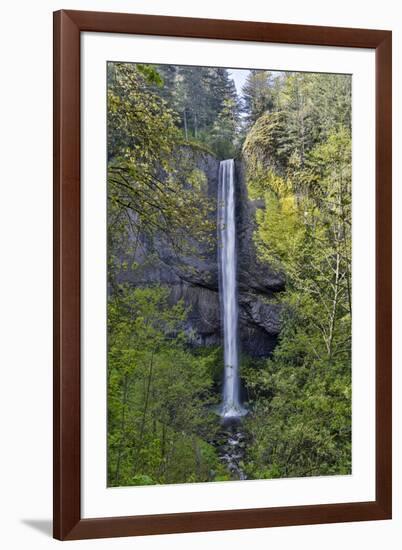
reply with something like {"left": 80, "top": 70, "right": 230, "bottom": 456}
{"left": 107, "top": 62, "right": 214, "bottom": 258}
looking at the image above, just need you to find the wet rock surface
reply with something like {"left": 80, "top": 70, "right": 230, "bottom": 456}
{"left": 117, "top": 152, "right": 284, "bottom": 358}
{"left": 214, "top": 418, "right": 249, "bottom": 481}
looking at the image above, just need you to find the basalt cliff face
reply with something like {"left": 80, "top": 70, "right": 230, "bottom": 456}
{"left": 117, "top": 154, "right": 284, "bottom": 357}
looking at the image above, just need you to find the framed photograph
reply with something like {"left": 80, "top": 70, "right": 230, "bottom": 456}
{"left": 53, "top": 10, "right": 392, "bottom": 540}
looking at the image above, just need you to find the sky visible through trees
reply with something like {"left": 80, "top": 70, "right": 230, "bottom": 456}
{"left": 228, "top": 69, "right": 249, "bottom": 97}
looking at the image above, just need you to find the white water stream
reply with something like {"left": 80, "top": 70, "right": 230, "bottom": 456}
{"left": 217, "top": 160, "right": 246, "bottom": 418}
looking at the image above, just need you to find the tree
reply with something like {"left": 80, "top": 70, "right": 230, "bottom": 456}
{"left": 210, "top": 97, "right": 241, "bottom": 158}
{"left": 242, "top": 72, "right": 351, "bottom": 171}
{"left": 107, "top": 62, "right": 214, "bottom": 279}
{"left": 108, "top": 285, "right": 228, "bottom": 486}
{"left": 150, "top": 64, "right": 241, "bottom": 156}
{"left": 242, "top": 72, "right": 352, "bottom": 479}
{"left": 242, "top": 70, "right": 275, "bottom": 126}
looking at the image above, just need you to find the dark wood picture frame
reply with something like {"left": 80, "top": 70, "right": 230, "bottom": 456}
{"left": 53, "top": 9, "right": 392, "bottom": 540}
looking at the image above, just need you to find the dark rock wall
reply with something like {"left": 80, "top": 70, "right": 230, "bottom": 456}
{"left": 234, "top": 159, "right": 284, "bottom": 356}
{"left": 117, "top": 153, "right": 284, "bottom": 358}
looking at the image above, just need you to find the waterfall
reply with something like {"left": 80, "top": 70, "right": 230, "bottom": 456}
{"left": 218, "top": 160, "right": 246, "bottom": 418}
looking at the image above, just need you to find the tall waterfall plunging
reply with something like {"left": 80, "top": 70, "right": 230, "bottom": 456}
{"left": 218, "top": 160, "right": 246, "bottom": 419}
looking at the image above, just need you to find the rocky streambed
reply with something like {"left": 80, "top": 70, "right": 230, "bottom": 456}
{"left": 214, "top": 419, "right": 250, "bottom": 481}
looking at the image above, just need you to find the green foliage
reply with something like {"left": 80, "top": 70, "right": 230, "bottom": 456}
{"left": 242, "top": 111, "right": 291, "bottom": 172}
{"left": 108, "top": 285, "right": 227, "bottom": 486}
{"left": 243, "top": 315, "right": 351, "bottom": 478}
{"left": 106, "top": 62, "right": 353, "bottom": 485}
{"left": 243, "top": 72, "right": 351, "bottom": 171}
{"left": 242, "top": 70, "right": 275, "bottom": 126}
{"left": 152, "top": 64, "right": 241, "bottom": 157}
{"left": 107, "top": 62, "right": 214, "bottom": 272}
{"left": 210, "top": 98, "right": 240, "bottom": 158}
{"left": 136, "top": 64, "right": 164, "bottom": 87}
{"left": 241, "top": 73, "right": 352, "bottom": 478}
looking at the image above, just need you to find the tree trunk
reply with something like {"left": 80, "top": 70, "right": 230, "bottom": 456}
{"left": 114, "top": 372, "right": 130, "bottom": 484}
{"left": 327, "top": 248, "right": 341, "bottom": 359}
{"left": 194, "top": 111, "right": 198, "bottom": 138}
{"left": 183, "top": 109, "right": 188, "bottom": 140}
{"left": 133, "top": 352, "right": 154, "bottom": 474}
